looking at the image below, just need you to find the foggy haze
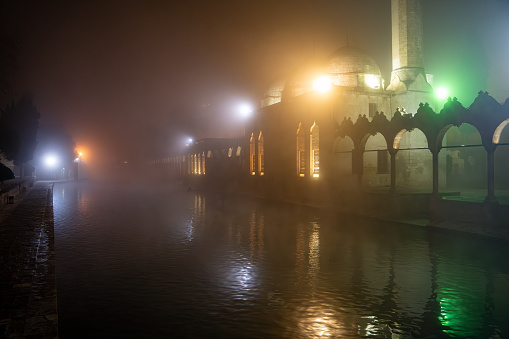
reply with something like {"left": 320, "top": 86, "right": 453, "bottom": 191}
{"left": 2, "top": 0, "right": 508, "bottom": 173}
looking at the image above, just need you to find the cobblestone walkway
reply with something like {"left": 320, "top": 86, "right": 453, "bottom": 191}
{"left": 0, "top": 183, "right": 58, "bottom": 338}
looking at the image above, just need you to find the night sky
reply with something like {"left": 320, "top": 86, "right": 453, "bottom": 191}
{"left": 2, "top": 0, "right": 508, "bottom": 169}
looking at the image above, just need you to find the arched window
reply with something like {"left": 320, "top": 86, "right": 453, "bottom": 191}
{"left": 236, "top": 146, "right": 241, "bottom": 157}
{"left": 258, "top": 131, "right": 265, "bottom": 175}
{"left": 296, "top": 123, "right": 305, "bottom": 177}
{"left": 250, "top": 133, "right": 256, "bottom": 175}
{"left": 310, "top": 122, "right": 320, "bottom": 178}
{"left": 202, "top": 151, "right": 206, "bottom": 175}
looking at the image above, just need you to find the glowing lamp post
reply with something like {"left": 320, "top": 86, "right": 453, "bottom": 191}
{"left": 43, "top": 154, "right": 59, "bottom": 180}
{"left": 74, "top": 151, "right": 84, "bottom": 180}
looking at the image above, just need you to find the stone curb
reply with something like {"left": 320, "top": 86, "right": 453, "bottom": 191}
{"left": 0, "top": 182, "right": 58, "bottom": 338}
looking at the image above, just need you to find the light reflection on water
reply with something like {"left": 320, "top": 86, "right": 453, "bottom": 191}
{"left": 53, "top": 181, "right": 509, "bottom": 338}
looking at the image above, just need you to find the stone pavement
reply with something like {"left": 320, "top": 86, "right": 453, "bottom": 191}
{"left": 0, "top": 182, "right": 58, "bottom": 338}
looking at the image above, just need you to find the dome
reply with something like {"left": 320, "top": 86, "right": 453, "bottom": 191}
{"left": 261, "top": 77, "right": 286, "bottom": 108}
{"left": 283, "top": 57, "right": 326, "bottom": 99}
{"left": 326, "top": 45, "right": 381, "bottom": 75}
{"left": 325, "top": 45, "right": 383, "bottom": 89}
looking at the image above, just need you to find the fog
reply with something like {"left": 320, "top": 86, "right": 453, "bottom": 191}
{"left": 1, "top": 0, "right": 508, "bottom": 176}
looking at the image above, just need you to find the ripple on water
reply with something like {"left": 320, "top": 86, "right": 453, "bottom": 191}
{"left": 53, "top": 181, "right": 509, "bottom": 338}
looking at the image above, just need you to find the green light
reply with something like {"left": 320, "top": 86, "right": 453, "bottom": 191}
{"left": 436, "top": 87, "right": 449, "bottom": 100}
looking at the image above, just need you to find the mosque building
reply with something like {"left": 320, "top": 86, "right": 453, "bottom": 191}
{"left": 157, "top": 0, "right": 509, "bottom": 228}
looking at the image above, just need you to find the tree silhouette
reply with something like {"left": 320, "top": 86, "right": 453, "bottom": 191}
{"left": 0, "top": 94, "right": 41, "bottom": 177}
{"left": 0, "top": 32, "right": 19, "bottom": 107}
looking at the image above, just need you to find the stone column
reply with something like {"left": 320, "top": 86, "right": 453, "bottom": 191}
{"left": 354, "top": 148, "right": 364, "bottom": 186}
{"left": 390, "top": 150, "right": 397, "bottom": 191}
{"left": 432, "top": 151, "right": 439, "bottom": 198}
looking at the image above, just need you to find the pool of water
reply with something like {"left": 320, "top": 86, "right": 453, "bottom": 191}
{"left": 53, "top": 180, "right": 509, "bottom": 338}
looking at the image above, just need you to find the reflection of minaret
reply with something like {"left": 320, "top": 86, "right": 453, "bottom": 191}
{"left": 387, "top": 0, "right": 433, "bottom": 112}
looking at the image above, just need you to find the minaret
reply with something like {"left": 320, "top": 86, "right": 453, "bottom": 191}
{"left": 387, "top": 0, "right": 433, "bottom": 111}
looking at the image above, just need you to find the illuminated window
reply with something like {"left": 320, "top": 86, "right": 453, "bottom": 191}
{"left": 197, "top": 153, "right": 201, "bottom": 174}
{"left": 258, "top": 131, "right": 264, "bottom": 175}
{"left": 310, "top": 122, "right": 320, "bottom": 178}
{"left": 228, "top": 147, "right": 233, "bottom": 157}
{"left": 296, "top": 123, "right": 305, "bottom": 177}
{"left": 207, "top": 150, "right": 212, "bottom": 158}
{"left": 202, "top": 151, "right": 206, "bottom": 174}
{"left": 250, "top": 133, "right": 256, "bottom": 175}
{"left": 236, "top": 146, "right": 241, "bottom": 157}
{"left": 193, "top": 154, "right": 198, "bottom": 174}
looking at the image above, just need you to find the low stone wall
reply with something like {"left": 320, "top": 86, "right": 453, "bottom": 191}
{"left": 0, "top": 177, "right": 35, "bottom": 207}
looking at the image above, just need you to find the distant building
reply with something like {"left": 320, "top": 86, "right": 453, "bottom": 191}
{"left": 156, "top": 0, "right": 509, "bottom": 227}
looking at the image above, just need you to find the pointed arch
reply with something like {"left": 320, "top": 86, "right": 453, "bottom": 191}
{"left": 201, "top": 151, "right": 206, "bottom": 175}
{"left": 296, "top": 123, "right": 305, "bottom": 177}
{"left": 258, "top": 131, "right": 265, "bottom": 175}
{"left": 310, "top": 122, "right": 320, "bottom": 178}
{"left": 250, "top": 133, "right": 256, "bottom": 175}
{"left": 493, "top": 118, "right": 509, "bottom": 144}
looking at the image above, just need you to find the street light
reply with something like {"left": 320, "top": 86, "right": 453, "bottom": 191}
{"left": 44, "top": 154, "right": 58, "bottom": 168}
{"left": 313, "top": 76, "right": 332, "bottom": 93}
{"left": 43, "top": 154, "right": 59, "bottom": 180}
{"left": 239, "top": 103, "right": 253, "bottom": 118}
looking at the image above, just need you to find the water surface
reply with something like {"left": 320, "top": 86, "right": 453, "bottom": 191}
{"left": 53, "top": 181, "right": 509, "bottom": 338}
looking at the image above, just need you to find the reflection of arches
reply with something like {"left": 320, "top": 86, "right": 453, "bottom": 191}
{"left": 442, "top": 124, "right": 485, "bottom": 190}
{"left": 296, "top": 123, "right": 305, "bottom": 177}
{"left": 332, "top": 136, "right": 354, "bottom": 176}
{"left": 363, "top": 133, "right": 389, "bottom": 187}
{"left": 310, "top": 122, "right": 320, "bottom": 178}
{"left": 258, "top": 131, "right": 265, "bottom": 175}
{"left": 250, "top": 133, "right": 256, "bottom": 175}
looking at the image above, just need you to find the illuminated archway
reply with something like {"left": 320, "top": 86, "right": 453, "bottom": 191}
{"left": 310, "top": 122, "right": 320, "bottom": 178}
{"left": 495, "top": 118, "right": 509, "bottom": 191}
{"left": 493, "top": 118, "right": 509, "bottom": 144}
{"left": 258, "top": 131, "right": 265, "bottom": 175}
{"left": 201, "top": 151, "right": 206, "bottom": 175}
{"left": 296, "top": 123, "right": 305, "bottom": 177}
{"left": 250, "top": 133, "right": 256, "bottom": 175}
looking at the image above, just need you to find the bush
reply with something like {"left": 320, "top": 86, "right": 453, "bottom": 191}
{"left": 0, "top": 162, "right": 15, "bottom": 181}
